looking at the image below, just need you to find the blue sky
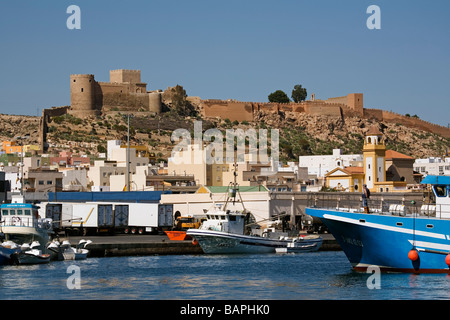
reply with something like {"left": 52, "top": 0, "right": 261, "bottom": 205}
{"left": 0, "top": 0, "right": 449, "bottom": 127}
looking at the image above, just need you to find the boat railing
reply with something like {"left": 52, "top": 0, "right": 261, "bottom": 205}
{"left": 307, "top": 194, "right": 450, "bottom": 220}
{"left": 1, "top": 216, "right": 39, "bottom": 228}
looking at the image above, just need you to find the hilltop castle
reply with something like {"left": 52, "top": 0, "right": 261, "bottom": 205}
{"left": 38, "top": 68, "right": 450, "bottom": 152}
{"left": 69, "top": 69, "right": 162, "bottom": 117}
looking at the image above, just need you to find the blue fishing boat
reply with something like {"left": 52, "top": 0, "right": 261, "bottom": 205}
{"left": 306, "top": 175, "right": 450, "bottom": 273}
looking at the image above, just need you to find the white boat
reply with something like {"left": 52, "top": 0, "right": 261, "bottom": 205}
{"left": 2, "top": 241, "right": 51, "bottom": 265}
{"left": 275, "top": 235, "right": 323, "bottom": 253}
{"left": 47, "top": 239, "right": 92, "bottom": 260}
{"left": 0, "top": 203, "right": 53, "bottom": 248}
{"left": 187, "top": 210, "right": 322, "bottom": 254}
{"left": 187, "top": 171, "right": 322, "bottom": 254}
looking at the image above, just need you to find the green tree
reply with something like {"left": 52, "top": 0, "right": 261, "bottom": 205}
{"left": 268, "top": 90, "right": 290, "bottom": 103}
{"left": 291, "top": 84, "right": 307, "bottom": 102}
{"left": 166, "top": 85, "right": 197, "bottom": 116}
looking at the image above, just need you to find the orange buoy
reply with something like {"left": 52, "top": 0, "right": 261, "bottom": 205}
{"left": 192, "top": 239, "right": 198, "bottom": 246}
{"left": 445, "top": 254, "right": 450, "bottom": 267}
{"left": 408, "top": 249, "right": 419, "bottom": 261}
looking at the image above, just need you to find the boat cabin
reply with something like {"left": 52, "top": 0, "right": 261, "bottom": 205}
{"left": 201, "top": 210, "right": 247, "bottom": 234}
{"left": 1, "top": 203, "right": 40, "bottom": 227}
{"left": 422, "top": 175, "right": 450, "bottom": 218}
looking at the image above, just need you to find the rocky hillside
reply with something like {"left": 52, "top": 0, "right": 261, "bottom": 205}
{"left": 0, "top": 114, "right": 41, "bottom": 145}
{"left": 0, "top": 108, "right": 448, "bottom": 162}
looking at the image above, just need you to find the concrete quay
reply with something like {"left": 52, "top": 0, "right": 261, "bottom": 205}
{"left": 61, "top": 233, "right": 339, "bottom": 258}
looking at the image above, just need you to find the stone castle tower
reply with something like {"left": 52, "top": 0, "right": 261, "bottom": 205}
{"left": 69, "top": 69, "right": 162, "bottom": 117}
{"left": 70, "top": 74, "right": 99, "bottom": 117}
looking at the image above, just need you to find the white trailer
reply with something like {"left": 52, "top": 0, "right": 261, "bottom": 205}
{"left": 45, "top": 201, "right": 173, "bottom": 235}
{"left": 124, "top": 203, "right": 173, "bottom": 234}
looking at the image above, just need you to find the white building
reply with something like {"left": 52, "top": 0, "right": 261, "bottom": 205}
{"left": 88, "top": 143, "right": 149, "bottom": 191}
{"left": 299, "top": 149, "right": 363, "bottom": 178}
{"left": 414, "top": 157, "right": 450, "bottom": 177}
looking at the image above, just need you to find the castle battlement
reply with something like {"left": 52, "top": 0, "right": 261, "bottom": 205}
{"left": 110, "top": 69, "right": 141, "bottom": 73}
{"left": 70, "top": 74, "right": 95, "bottom": 77}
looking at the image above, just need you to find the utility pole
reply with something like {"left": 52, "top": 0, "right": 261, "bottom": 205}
{"left": 126, "top": 114, "right": 130, "bottom": 192}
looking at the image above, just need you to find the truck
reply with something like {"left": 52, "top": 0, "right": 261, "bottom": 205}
{"left": 44, "top": 202, "right": 173, "bottom": 236}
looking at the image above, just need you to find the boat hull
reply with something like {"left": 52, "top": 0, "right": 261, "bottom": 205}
{"left": 306, "top": 207, "right": 450, "bottom": 273}
{"left": 187, "top": 229, "right": 322, "bottom": 254}
{"left": 15, "top": 253, "right": 50, "bottom": 265}
{"left": 0, "top": 247, "right": 18, "bottom": 265}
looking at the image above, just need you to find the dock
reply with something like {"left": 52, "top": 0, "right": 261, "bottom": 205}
{"left": 62, "top": 233, "right": 339, "bottom": 257}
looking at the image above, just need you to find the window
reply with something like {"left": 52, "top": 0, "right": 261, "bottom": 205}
{"left": 10, "top": 210, "right": 15, "bottom": 215}
{"left": 229, "top": 216, "right": 236, "bottom": 221}
{"left": 434, "top": 185, "right": 448, "bottom": 197}
{"left": 47, "top": 180, "right": 52, "bottom": 185}
{"left": 81, "top": 88, "right": 84, "bottom": 92}
{"left": 17, "top": 210, "right": 23, "bottom": 215}
{"left": 2, "top": 210, "right": 8, "bottom": 216}
{"left": 24, "top": 210, "right": 31, "bottom": 216}
{"left": 38, "top": 180, "right": 44, "bottom": 185}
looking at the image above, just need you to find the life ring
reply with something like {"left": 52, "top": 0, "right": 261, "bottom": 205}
{"left": 192, "top": 239, "right": 199, "bottom": 246}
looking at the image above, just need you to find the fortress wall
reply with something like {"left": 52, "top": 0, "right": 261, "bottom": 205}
{"left": 201, "top": 100, "right": 254, "bottom": 122}
{"left": 303, "top": 103, "right": 342, "bottom": 117}
{"left": 325, "top": 96, "right": 347, "bottom": 104}
{"left": 364, "top": 108, "right": 450, "bottom": 138}
{"left": 102, "top": 92, "right": 149, "bottom": 111}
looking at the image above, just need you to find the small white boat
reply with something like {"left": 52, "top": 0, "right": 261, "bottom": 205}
{"left": 13, "top": 241, "right": 50, "bottom": 265}
{"left": 275, "top": 235, "right": 323, "bottom": 253}
{"left": 47, "top": 239, "right": 92, "bottom": 260}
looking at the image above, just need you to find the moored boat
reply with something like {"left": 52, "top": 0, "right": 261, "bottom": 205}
{"left": 0, "top": 203, "right": 53, "bottom": 248}
{"left": 306, "top": 175, "right": 450, "bottom": 273}
{"left": 275, "top": 235, "right": 323, "bottom": 253}
{"left": 187, "top": 169, "right": 322, "bottom": 254}
{"left": 12, "top": 241, "right": 50, "bottom": 265}
{"left": 47, "top": 239, "right": 92, "bottom": 260}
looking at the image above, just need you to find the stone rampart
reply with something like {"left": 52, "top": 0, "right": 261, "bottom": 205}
{"left": 364, "top": 108, "right": 450, "bottom": 138}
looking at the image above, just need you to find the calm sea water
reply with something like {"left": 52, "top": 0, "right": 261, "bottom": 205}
{"left": 1, "top": 251, "right": 450, "bottom": 300}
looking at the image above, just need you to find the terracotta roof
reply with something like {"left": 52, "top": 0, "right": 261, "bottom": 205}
{"left": 385, "top": 150, "right": 413, "bottom": 160}
{"left": 366, "top": 125, "right": 382, "bottom": 136}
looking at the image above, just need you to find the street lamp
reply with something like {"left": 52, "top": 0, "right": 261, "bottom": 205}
{"left": 14, "top": 134, "right": 30, "bottom": 197}
{"left": 123, "top": 114, "right": 134, "bottom": 192}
